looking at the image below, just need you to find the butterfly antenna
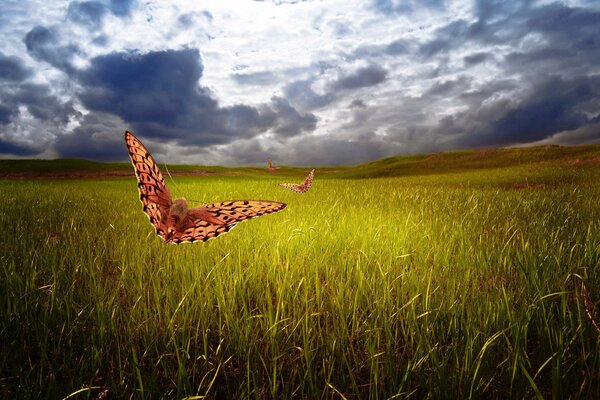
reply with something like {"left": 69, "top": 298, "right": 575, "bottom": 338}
{"left": 164, "top": 163, "right": 203, "bottom": 204}
{"left": 164, "top": 163, "right": 182, "bottom": 193}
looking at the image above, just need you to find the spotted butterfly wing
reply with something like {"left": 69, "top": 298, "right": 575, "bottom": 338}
{"left": 125, "top": 130, "right": 173, "bottom": 239}
{"left": 166, "top": 200, "right": 287, "bottom": 244}
{"left": 125, "top": 131, "right": 286, "bottom": 244}
{"left": 279, "top": 169, "right": 315, "bottom": 193}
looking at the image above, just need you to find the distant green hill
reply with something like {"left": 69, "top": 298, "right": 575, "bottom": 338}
{"left": 2, "top": 144, "right": 600, "bottom": 178}
{"left": 340, "top": 144, "right": 600, "bottom": 178}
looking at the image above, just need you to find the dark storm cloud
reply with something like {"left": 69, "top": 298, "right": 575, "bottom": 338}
{"left": 24, "top": 26, "right": 78, "bottom": 74}
{"left": 331, "top": 64, "right": 387, "bottom": 91}
{"left": 15, "top": 84, "right": 79, "bottom": 124}
{"left": 0, "top": 53, "right": 79, "bottom": 134}
{"left": 472, "top": 2, "right": 600, "bottom": 51}
{"left": 445, "top": 75, "right": 600, "bottom": 149}
{"left": 351, "top": 1, "right": 600, "bottom": 154}
{"left": 403, "top": 2, "right": 599, "bottom": 67}
{"left": 0, "top": 53, "right": 31, "bottom": 82}
{"left": 0, "top": 82, "right": 79, "bottom": 128}
{"left": 0, "top": 105, "right": 12, "bottom": 124}
{"left": 263, "top": 96, "right": 317, "bottom": 136}
{"left": 471, "top": 75, "right": 600, "bottom": 147}
{"left": 0, "top": 138, "right": 41, "bottom": 156}
{"left": 77, "top": 49, "right": 210, "bottom": 128}
{"left": 73, "top": 48, "right": 315, "bottom": 149}
{"left": 54, "top": 112, "right": 127, "bottom": 160}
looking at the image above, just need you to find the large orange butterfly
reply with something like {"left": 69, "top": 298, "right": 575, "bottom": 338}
{"left": 279, "top": 169, "right": 315, "bottom": 193}
{"left": 125, "top": 131, "right": 286, "bottom": 244}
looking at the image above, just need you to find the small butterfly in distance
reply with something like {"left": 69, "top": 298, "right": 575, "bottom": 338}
{"left": 267, "top": 159, "right": 280, "bottom": 172}
{"left": 279, "top": 169, "right": 315, "bottom": 193}
{"left": 125, "top": 131, "right": 286, "bottom": 244}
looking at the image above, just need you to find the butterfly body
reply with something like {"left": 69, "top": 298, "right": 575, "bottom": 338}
{"left": 125, "top": 131, "right": 286, "bottom": 244}
{"left": 279, "top": 169, "right": 315, "bottom": 193}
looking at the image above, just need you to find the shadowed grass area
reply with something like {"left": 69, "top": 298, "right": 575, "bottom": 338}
{"left": 1, "top": 150, "right": 600, "bottom": 398}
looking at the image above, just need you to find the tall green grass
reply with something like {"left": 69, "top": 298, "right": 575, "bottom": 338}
{"left": 1, "top": 165, "right": 600, "bottom": 398}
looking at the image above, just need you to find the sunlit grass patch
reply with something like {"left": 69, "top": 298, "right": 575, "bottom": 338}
{"left": 1, "top": 164, "right": 600, "bottom": 398}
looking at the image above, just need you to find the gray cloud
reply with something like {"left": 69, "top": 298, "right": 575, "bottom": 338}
{"left": 463, "top": 52, "right": 490, "bottom": 66}
{"left": 0, "top": 105, "right": 12, "bottom": 124}
{"left": 372, "top": 0, "right": 445, "bottom": 15}
{"left": 331, "top": 64, "right": 387, "bottom": 91}
{"left": 67, "top": 0, "right": 135, "bottom": 29}
{"left": 16, "top": 84, "right": 79, "bottom": 124}
{"left": 425, "top": 76, "right": 472, "bottom": 97}
{"left": 284, "top": 79, "right": 335, "bottom": 110}
{"left": 283, "top": 64, "right": 388, "bottom": 112}
{"left": 350, "top": 99, "right": 366, "bottom": 108}
{"left": 459, "top": 75, "right": 600, "bottom": 148}
{"left": 24, "top": 26, "right": 78, "bottom": 74}
{"left": 0, "top": 138, "right": 41, "bottom": 156}
{"left": 0, "top": 81, "right": 80, "bottom": 130}
{"left": 54, "top": 112, "right": 127, "bottom": 160}
{"left": 0, "top": 53, "right": 31, "bottom": 82}
{"left": 67, "top": 2, "right": 108, "bottom": 29}
{"left": 262, "top": 96, "right": 317, "bottom": 137}
{"left": 178, "top": 10, "right": 212, "bottom": 27}
{"left": 109, "top": 0, "right": 135, "bottom": 16}
{"left": 231, "top": 70, "right": 277, "bottom": 86}
{"left": 71, "top": 48, "right": 316, "bottom": 151}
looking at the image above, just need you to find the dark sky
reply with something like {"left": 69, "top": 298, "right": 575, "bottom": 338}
{"left": 1, "top": 0, "right": 599, "bottom": 165}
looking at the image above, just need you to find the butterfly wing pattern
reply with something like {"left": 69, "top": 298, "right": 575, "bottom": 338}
{"left": 125, "top": 131, "right": 286, "bottom": 244}
{"left": 125, "top": 130, "right": 173, "bottom": 239}
{"left": 279, "top": 169, "right": 315, "bottom": 193}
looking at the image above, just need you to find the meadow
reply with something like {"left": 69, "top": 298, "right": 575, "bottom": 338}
{"left": 2, "top": 146, "right": 600, "bottom": 399}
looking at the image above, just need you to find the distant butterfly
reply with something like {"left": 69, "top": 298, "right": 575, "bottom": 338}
{"left": 267, "top": 159, "right": 280, "bottom": 172}
{"left": 125, "top": 131, "right": 286, "bottom": 244}
{"left": 279, "top": 169, "right": 315, "bottom": 193}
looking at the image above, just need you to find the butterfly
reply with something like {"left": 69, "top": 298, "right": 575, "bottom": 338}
{"left": 267, "top": 159, "right": 280, "bottom": 171}
{"left": 125, "top": 131, "right": 286, "bottom": 244}
{"left": 279, "top": 169, "right": 315, "bottom": 193}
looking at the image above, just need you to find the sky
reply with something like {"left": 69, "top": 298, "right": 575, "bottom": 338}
{"left": 0, "top": 0, "right": 599, "bottom": 166}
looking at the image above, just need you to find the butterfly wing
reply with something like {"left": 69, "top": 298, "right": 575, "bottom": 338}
{"left": 301, "top": 169, "right": 315, "bottom": 191}
{"left": 279, "top": 169, "right": 315, "bottom": 193}
{"left": 279, "top": 183, "right": 303, "bottom": 192}
{"left": 166, "top": 200, "right": 287, "bottom": 244}
{"left": 124, "top": 130, "right": 172, "bottom": 240}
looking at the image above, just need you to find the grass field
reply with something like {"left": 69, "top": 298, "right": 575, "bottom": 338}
{"left": 2, "top": 146, "right": 600, "bottom": 399}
